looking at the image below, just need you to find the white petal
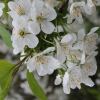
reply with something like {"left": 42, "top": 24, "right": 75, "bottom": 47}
{"left": 63, "top": 72, "right": 70, "bottom": 94}
{"left": 32, "top": 0, "right": 44, "bottom": 14}
{"left": 61, "top": 34, "right": 76, "bottom": 44}
{"left": 87, "top": 0, "right": 95, "bottom": 8}
{"left": 80, "top": 51, "right": 86, "bottom": 64}
{"left": 24, "top": 34, "right": 39, "bottom": 48}
{"left": 66, "top": 61, "right": 76, "bottom": 68}
{"left": 82, "top": 73, "right": 94, "bottom": 87}
{"left": 84, "top": 4, "right": 93, "bottom": 15}
{"left": 56, "top": 40, "right": 66, "bottom": 63}
{"left": 42, "top": 47, "right": 55, "bottom": 55}
{"left": 46, "top": 4, "right": 57, "bottom": 21}
{"left": 12, "top": 16, "right": 28, "bottom": 29}
{"left": 78, "top": 29, "right": 86, "bottom": 40}
{"left": 47, "top": 56, "right": 60, "bottom": 70}
{"left": 69, "top": 66, "right": 82, "bottom": 89}
{"left": 55, "top": 75, "right": 62, "bottom": 85}
{"left": 41, "top": 21, "right": 55, "bottom": 34}
{"left": 36, "top": 56, "right": 60, "bottom": 76}
{"left": 76, "top": 15, "right": 83, "bottom": 24}
{"left": 82, "top": 57, "right": 97, "bottom": 76}
{"left": 0, "top": 3, "right": 5, "bottom": 16}
{"left": 37, "top": 64, "right": 47, "bottom": 76}
{"left": 0, "top": 3, "right": 5, "bottom": 9}
{"left": 72, "top": 41, "right": 83, "bottom": 50}
{"left": 11, "top": 35, "right": 25, "bottom": 54}
{"left": 88, "top": 27, "right": 99, "bottom": 35}
{"left": 27, "top": 57, "right": 36, "bottom": 72}
{"left": 8, "top": 1, "right": 15, "bottom": 11}
{"left": 28, "top": 21, "right": 40, "bottom": 35}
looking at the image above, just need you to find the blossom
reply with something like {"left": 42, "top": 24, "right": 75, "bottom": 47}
{"left": 81, "top": 52, "right": 97, "bottom": 76}
{"left": 8, "top": 0, "right": 32, "bottom": 19}
{"left": 62, "top": 66, "right": 82, "bottom": 94}
{"left": 56, "top": 33, "right": 77, "bottom": 63}
{"left": 11, "top": 17, "right": 39, "bottom": 54}
{"left": 74, "top": 27, "right": 99, "bottom": 56}
{"left": 28, "top": 0, "right": 57, "bottom": 34}
{"left": 27, "top": 47, "right": 60, "bottom": 76}
{"left": 0, "top": 3, "right": 5, "bottom": 17}
{"left": 80, "top": 52, "right": 97, "bottom": 87}
{"left": 87, "top": 0, "right": 100, "bottom": 7}
{"left": 70, "top": 1, "right": 85, "bottom": 23}
{"left": 84, "top": 0, "right": 100, "bottom": 15}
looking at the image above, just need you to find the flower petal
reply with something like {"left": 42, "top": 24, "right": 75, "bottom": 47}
{"left": 24, "top": 34, "right": 39, "bottom": 48}
{"left": 27, "top": 57, "right": 36, "bottom": 72}
{"left": 28, "top": 21, "right": 40, "bottom": 35}
{"left": 63, "top": 72, "right": 70, "bottom": 94}
{"left": 46, "top": 4, "right": 57, "bottom": 21}
{"left": 41, "top": 21, "right": 55, "bottom": 34}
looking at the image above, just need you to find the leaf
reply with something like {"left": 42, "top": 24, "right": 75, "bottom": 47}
{"left": 0, "top": 60, "right": 14, "bottom": 79}
{"left": 27, "top": 71, "right": 47, "bottom": 100}
{"left": 0, "top": 25, "right": 12, "bottom": 48}
{"left": 0, "top": 60, "right": 14, "bottom": 99}
{"left": 0, "top": 73, "right": 12, "bottom": 100}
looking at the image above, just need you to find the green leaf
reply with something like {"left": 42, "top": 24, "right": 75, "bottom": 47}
{"left": 0, "top": 60, "right": 14, "bottom": 80}
{"left": 0, "top": 73, "right": 12, "bottom": 100}
{"left": 0, "top": 60, "right": 14, "bottom": 99}
{"left": 0, "top": 26, "right": 12, "bottom": 48}
{"left": 27, "top": 71, "right": 47, "bottom": 100}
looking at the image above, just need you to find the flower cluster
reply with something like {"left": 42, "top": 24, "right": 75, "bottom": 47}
{"left": 55, "top": 27, "right": 99, "bottom": 94}
{"left": 6, "top": 0, "right": 100, "bottom": 94}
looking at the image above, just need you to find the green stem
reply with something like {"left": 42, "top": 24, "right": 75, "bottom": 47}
{"left": 3, "top": 0, "right": 9, "bottom": 18}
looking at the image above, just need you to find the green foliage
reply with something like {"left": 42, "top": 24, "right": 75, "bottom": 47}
{"left": 27, "top": 71, "right": 47, "bottom": 100}
{"left": 0, "top": 60, "right": 14, "bottom": 100}
{"left": 0, "top": 26, "right": 12, "bottom": 48}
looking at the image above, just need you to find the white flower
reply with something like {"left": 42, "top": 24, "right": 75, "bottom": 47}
{"left": 55, "top": 75, "right": 62, "bottom": 85}
{"left": 0, "top": 3, "right": 5, "bottom": 17}
{"left": 70, "top": 1, "right": 85, "bottom": 23}
{"left": 62, "top": 66, "right": 82, "bottom": 94}
{"left": 87, "top": 0, "right": 100, "bottom": 7}
{"left": 85, "top": 27, "right": 99, "bottom": 54}
{"left": 75, "top": 27, "right": 99, "bottom": 55}
{"left": 8, "top": 0, "right": 32, "bottom": 19}
{"left": 67, "top": 50, "right": 83, "bottom": 64}
{"left": 56, "top": 33, "right": 77, "bottom": 63}
{"left": 28, "top": 0, "right": 57, "bottom": 34}
{"left": 11, "top": 17, "right": 39, "bottom": 54}
{"left": 84, "top": 0, "right": 100, "bottom": 15}
{"left": 81, "top": 53, "right": 97, "bottom": 76}
{"left": 27, "top": 47, "right": 60, "bottom": 76}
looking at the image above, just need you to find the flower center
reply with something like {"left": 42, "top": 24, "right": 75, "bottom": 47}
{"left": 36, "top": 56, "right": 48, "bottom": 64}
{"left": 15, "top": 5, "right": 26, "bottom": 15}
{"left": 73, "top": 7, "right": 81, "bottom": 17}
{"left": 19, "top": 31, "right": 26, "bottom": 37}
{"left": 61, "top": 43, "right": 70, "bottom": 53}
{"left": 36, "top": 15, "right": 44, "bottom": 23}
